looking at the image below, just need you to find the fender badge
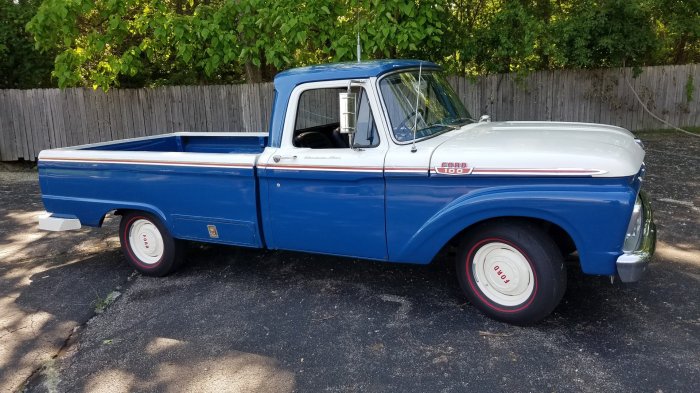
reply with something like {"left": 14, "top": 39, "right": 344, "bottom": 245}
{"left": 207, "top": 225, "right": 219, "bottom": 238}
{"left": 434, "top": 162, "right": 473, "bottom": 175}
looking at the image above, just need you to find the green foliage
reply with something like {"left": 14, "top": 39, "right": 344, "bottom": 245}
{"left": 467, "top": 1, "right": 545, "bottom": 74}
{"left": 645, "top": 0, "right": 700, "bottom": 64}
{"left": 21, "top": 0, "right": 700, "bottom": 89}
{"left": 547, "top": 0, "right": 659, "bottom": 69}
{"left": 0, "top": 0, "right": 55, "bottom": 88}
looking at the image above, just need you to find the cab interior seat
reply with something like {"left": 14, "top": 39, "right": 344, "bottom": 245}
{"left": 293, "top": 122, "right": 349, "bottom": 149}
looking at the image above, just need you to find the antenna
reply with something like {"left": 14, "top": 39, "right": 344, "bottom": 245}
{"left": 411, "top": 61, "right": 423, "bottom": 153}
{"left": 356, "top": 6, "right": 361, "bottom": 63}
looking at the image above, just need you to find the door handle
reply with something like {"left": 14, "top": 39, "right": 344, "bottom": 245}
{"left": 272, "top": 155, "right": 297, "bottom": 163}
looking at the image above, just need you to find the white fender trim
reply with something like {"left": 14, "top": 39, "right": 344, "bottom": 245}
{"left": 38, "top": 212, "right": 82, "bottom": 231}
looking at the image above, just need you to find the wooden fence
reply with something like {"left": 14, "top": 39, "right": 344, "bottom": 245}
{"left": 0, "top": 64, "right": 698, "bottom": 161}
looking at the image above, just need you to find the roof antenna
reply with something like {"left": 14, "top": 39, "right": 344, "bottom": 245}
{"left": 411, "top": 61, "right": 423, "bottom": 153}
{"left": 356, "top": 6, "right": 361, "bottom": 63}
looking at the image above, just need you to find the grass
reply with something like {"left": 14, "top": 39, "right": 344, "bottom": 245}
{"left": 93, "top": 291, "right": 121, "bottom": 314}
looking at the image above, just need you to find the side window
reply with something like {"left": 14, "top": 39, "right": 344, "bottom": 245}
{"left": 293, "top": 87, "right": 379, "bottom": 149}
{"left": 354, "top": 89, "right": 379, "bottom": 148}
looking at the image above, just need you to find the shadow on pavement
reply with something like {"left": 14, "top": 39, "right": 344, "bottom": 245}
{"left": 24, "top": 242, "right": 700, "bottom": 392}
{"left": 0, "top": 252, "right": 131, "bottom": 391}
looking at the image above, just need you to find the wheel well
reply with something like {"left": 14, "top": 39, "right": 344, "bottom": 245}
{"left": 100, "top": 209, "right": 131, "bottom": 226}
{"left": 447, "top": 216, "right": 577, "bottom": 257}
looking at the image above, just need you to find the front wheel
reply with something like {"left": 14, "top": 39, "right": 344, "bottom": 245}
{"left": 456, "top": 221, "right": 567, "bottom": 325}
{"left": 119, "top": 211, "right": 183, "bottom": 276}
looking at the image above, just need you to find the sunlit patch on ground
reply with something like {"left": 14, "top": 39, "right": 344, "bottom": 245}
{"left": 656, "top": 240, "right": 700, "bottom": 267}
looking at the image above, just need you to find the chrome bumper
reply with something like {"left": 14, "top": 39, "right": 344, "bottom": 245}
{"left": 38, "top": 212, "right": 82, "bottom": 231}
{"left": 616, "top": 192, "right": 656, "bottom": 282}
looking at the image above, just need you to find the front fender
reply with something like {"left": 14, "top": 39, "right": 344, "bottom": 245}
{"left": 390, "top": 185, "right": 635, "bottom": 276}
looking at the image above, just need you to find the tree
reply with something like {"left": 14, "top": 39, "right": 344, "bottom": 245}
{"left": 646, "top": 0, "right": 700, "bottom": 64}
{"left": 27, "top": 0, "right": 449, "bottom": 89}
{"left": 547, "top": 0, "right": 658, "bottom": 69}
{"left": 0, "top": 0, "right": 54, "bottom": 88}
{"left": 22, "top": 0, "right": 700, "bottom": 89}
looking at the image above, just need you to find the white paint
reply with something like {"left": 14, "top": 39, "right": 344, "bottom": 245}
{"left": 38, "top": 132, "right": 263, "bottom": 169}
{"left": 128, "top": 219, "right": 164, "bottom": 264}
{"left": 262, "top": 78, "right": 389, "bottom": 174}
{"left": 39, "top": 148, "right": 257, "bottom": 169}
{"left": 472, "top": 242, "right": 535, "bottom": 306}
{"left": 427, "top": 121, "right": 644, "bottom": 178}
{"left": 37, "top": 213, "right": 82, "bottom": 231}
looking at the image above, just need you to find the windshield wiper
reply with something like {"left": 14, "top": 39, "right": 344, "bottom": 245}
{"left": 424, "top": 116, "right": 475, "bottom": 131}
{"left": 422, "top": 123, "right": 458, "bottom": 132}
{"left": 446, "top": 116, "right": 477, "bottom": 125}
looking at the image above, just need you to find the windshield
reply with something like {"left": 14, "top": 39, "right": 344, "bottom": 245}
{"left": 379, "top": 70, "right": 473, "bottom": 142}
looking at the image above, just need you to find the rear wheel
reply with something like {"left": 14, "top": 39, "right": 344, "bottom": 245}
{"left": 456, "top": 221, "right": 567, "bottom": 325}
{"left": 119, "top": 211, "right": 183, "bottom": 276}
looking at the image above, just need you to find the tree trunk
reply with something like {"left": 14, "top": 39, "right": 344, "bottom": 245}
{"left": 244, "top": 57, "right": 278, "bottom": 83}
{"left": 245, "top": 61, "right": 263, "bottom": 83}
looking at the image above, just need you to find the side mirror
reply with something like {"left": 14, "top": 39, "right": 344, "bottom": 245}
{"left": 339, "top": 92, "right": 357, "bottom": 135}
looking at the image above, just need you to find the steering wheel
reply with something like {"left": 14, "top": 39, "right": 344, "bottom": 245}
{"left": 394, "top": 109, "right": 425, "bottom": 141}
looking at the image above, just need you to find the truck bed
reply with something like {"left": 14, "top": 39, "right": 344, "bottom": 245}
{"left": 82, "top": 132, "right": 268, "bottom": 154}
{"left": 38, "top": 132, "right": 268, "bottom": 248}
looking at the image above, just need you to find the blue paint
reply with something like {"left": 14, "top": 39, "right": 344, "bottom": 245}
{"left": 39, "top": 160, "right": 262, "bottom": 248}
{"left": 258, "top": 166, "right": 387, "bottom": 260}
{"left": 38, "top": 60, "right": 649, "bottom": 282}
{"left": 385, "top": 174, "right": 640, "bottom": 275}
{"left": 40, "top": 157, "right": 642, "bottom": 276}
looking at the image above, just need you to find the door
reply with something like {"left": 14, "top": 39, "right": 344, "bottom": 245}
{"left": 260, "top": 81, "right": 388, "bottom": 260}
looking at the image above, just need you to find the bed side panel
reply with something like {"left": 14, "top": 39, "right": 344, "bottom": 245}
{"left": 38, "top": 152, "right": 262, "bottom": 248}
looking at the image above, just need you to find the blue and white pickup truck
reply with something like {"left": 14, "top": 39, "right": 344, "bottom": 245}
{"left": 37, "top": 60, "right": 655, "bottom": 324}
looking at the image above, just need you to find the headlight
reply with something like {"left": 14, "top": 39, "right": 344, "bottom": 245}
{"left": 623, "top": 195, "right": 644, "bottom": 252}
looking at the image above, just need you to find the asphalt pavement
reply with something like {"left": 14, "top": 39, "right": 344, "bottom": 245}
{"left": 1, "top": 132, "right": 698, "bottom": 393}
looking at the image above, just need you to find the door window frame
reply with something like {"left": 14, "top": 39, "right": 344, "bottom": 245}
{"left": 280, "top": 79, "right": 390, "bottom": 150}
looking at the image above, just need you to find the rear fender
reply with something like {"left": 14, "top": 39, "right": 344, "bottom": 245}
{"left": 41, "top": 195, "right": 169, "bottom": 230}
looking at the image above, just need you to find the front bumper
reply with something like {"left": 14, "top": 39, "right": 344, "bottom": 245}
{"left": 616, "top": 192, "right": 656, "bottom": 282}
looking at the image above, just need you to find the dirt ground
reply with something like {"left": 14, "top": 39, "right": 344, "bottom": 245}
{"left": 1, "top": 132, "right": 699, "bottom": 393}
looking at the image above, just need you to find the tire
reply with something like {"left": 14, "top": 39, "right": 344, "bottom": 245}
{"left": 119, "top": 211, "right": 183, "bottom": 276}
{"left": 456, "top": 221, "right": 567, "bottom": 325}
